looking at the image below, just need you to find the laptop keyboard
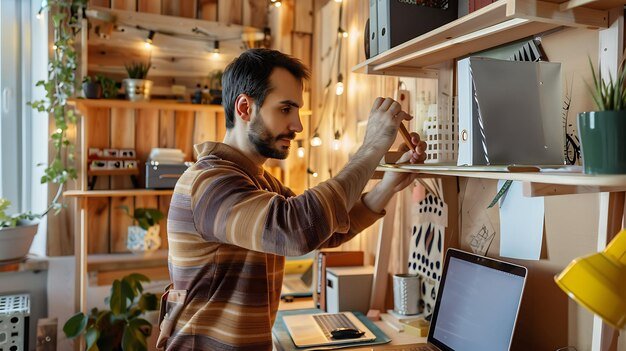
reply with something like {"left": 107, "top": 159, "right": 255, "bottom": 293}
{"left": 313, "top": 313, "right": 360, "bottom": 338}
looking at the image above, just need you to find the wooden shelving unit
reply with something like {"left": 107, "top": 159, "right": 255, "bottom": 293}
{"left": 67, "top": 99, "right": 224, "bottom": 113}
{"left": 352, "top": 0, "right": 608, "bottom": 76}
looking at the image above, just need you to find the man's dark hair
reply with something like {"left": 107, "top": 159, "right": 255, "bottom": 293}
{"left": 222, "top": 48, "right": 310, "bottom": 129}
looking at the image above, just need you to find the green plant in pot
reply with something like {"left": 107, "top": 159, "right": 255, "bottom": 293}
{"left": 96, "top": 74, "right": 120, "bottom": 99}
{"left": 208, "top": 69, "right": 223, "bottom": 104}
{"left": 82, "top": 76, "right": 102, "bottom": 99}
{"left": 579, "top": 58, "right": 626, "bottom": 174}
{"left": 123, "top": 61, "right": 153, "bottom": 102}
{"left": 63, "top": 273, "right": 159, "bottom": 351}
{"left": 118, "top": 206, "right": 163, "bottom": 254}
{"left": 0, "top": 198, "right": 41, "bottom": 262}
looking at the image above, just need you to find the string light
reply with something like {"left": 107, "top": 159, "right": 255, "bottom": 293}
{"left": 296, "top": 140, "right": 305, "bottom": 158}
{"left": 307, "top": 168, "right": 318, "bottom": 178}
{"left": 310, "top": 132, "right": 322, "bottom": 147}
{"left": 144, "top": 30, "right": 155, "bottom": 49}
{"left": 335, "top": 73, "right": 344, "bottom": 96}
{"left": 332, "top": 131, "right": 342, "bottom": 151}
{"left": 337, "top": 28, "right": 348, "bottom": 38}
{"left": 273, "top": 1, "right": 282, "bottom": 7}
{"left": 36, "top": 12, "right": 42, "bottom": 20}
{"left": 334, "top": 0, "right": 342, "bottom": 2}
{"left": 52, "top": 44, "right": 58, "bottom": 50}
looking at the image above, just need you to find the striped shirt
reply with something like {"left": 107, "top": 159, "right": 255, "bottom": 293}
{"left": 163, "top": 141, "right": 384, "bottom": 350}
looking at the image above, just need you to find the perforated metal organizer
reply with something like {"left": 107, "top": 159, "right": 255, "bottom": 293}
{"left": 145, "top": 161, "right": 192, "bottom": 189}
{"left": 0, "top": 294, "right": 30, "bottom": 350}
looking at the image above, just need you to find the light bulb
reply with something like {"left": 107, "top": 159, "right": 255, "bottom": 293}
{"left": 335, "top": 81, "right": 344, "bottom": 96}
{"left": 212, "top": 52, "right": 220, "bottom": 59}
{"left": 297, "top": 140, "right": 305, "bottom": 158}
{"left": 144, "top": 30, "right": 155, "bottom": 49}
{"left": 274, "top": 1, "right": 282, "bottom": 7}
{"left": 52, "top": 44, "right": 58, "bottom": 50}
{"left": 312, "top": 171, "right": 318, "bottom": 178}
{"left": 144, "top": 42, "right": 152, "bottom": 49}
{"left": 36, "top": 12, "right": 42, "bottom": 19}
{"left": 334, "top": 0, "right": 342, "bottom": 2}
{"left": 332, "top": 131, "right": 342, "bottom": 151}
{"left": 56, "top": 128, "right": 62, "bottom": 134}
{"left": 311, "top": 133, "right": 322, "bottom": 147}
{"left": 307, "top": 168, "right": 318, "bottom": 178}
{"left": 338, "top": 28, "right": 348, "bottom": 38}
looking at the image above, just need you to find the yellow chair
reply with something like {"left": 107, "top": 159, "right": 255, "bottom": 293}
{"left": 555, "top": 229, "right": 626, "bottom": 329}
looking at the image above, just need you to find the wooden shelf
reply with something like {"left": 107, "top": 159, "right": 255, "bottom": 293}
{"left": 64, "top": 189, "right": 174, "bottom": 198}
{"left": 87, "top": 249, "right": 168, "bottom": 272}
{"left": 559, "top": 0, "right": 626, "bottom": 11}
{"left": 67, "top": 98, "right": 224, "bottom": 113}
{"left": 377, "top": 164, "right": 626, "bottom": 196}
{"left": 352, "top": 0, "right": 608, "bottom": 75}
{"left": 87, "top": 169, "right": 140, "bottom": 176}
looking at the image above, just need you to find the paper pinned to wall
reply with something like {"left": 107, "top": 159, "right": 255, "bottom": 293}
{"left": 499, "top": 180, "right": 545, "bottom": 260}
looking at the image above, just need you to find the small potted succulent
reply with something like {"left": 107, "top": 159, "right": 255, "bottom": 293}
{"left": 63, "top": 273, "right": 159, "bottom": 351}
{"left": 0, "top": 198, "right": 40, "bottom": 262}
{"left": 122, "top": 61, "right": 153, "bottom": 101}
{"left": 82, "top": 76, "right": 102, "bottom": 99}
{"left": 579, "top": 58, "right": 626, "bottom": 174}
{"left": 95, "top": 74, "right": 120, "bottom": 99}
{"left": 118, "top": 206, "right": 163, "bottom": 254}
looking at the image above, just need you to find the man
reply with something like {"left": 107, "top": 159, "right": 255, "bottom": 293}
{"left": 159, "top": 49, "right": 427, "bottom": 350}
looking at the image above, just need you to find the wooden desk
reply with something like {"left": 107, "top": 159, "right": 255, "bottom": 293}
{"left": 276, "top": 299, "right": 427, "bottom": 349}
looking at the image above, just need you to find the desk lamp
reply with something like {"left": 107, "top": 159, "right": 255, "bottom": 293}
{"left": 555, "top": 229, "right": 626, "bottom": 329}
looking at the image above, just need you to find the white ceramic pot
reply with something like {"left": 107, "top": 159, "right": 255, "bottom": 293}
{"left": 127, "top": 225, "right": 161, "bottom": 254}
{"left": 122, "top": 78, "right": 153, "bottom": 101}
{"left": 0, "top": 221, "right": 39, "bottom": 261}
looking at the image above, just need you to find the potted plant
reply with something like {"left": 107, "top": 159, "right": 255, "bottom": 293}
{"left": 96, "top": 74, "right": 120, "bottom": 99}
{"left": 63, "top": 273, "right": 159, "bottom": 351}
{"left": 118, "top": 206, "right": 163, "bottom": 254}
{"left": 123, "top": 61, "right": 153, "bottom": 102}
{"left": 0, "top": 198, "right": 41, "bottom": 262}
{"left": 579, "top": 58, "right": 626, "bottom": 174}
{"left": 82, "top": 76, "right": 102, "bottom": 99}
{"left": 208, "top": 69, "right": 223, "bottom": 104}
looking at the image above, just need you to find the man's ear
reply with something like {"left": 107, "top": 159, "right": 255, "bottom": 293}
{"left": 234, "top": 94, "right": 253, "bottom": 123}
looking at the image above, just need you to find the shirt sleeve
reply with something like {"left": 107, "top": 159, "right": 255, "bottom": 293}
{"left": 316, "top": 194, "right": 386, "bottom": 249}
{"left": 191, "top": 166, "right": 355, "bottom": 256}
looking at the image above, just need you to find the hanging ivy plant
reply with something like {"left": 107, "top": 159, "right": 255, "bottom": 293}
{"left": 28, "top": 0, "right": 88, "bottom": 212}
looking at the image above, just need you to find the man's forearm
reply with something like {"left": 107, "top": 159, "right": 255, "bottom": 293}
{"left": 362, "top": 182, "right": 394, "bottom": 214}
{"left": 333, "top": 146, "right": 383, "bottom": 210}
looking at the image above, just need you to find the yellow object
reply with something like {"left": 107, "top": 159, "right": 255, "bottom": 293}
{"left": 555, "top": 229, "right": 626, "bottom": 329}
{"left": 402, "top": 317, "right": 430, "bottom": 337}
{"left": 284, "top": 259, "right": 313, "bottom": 274}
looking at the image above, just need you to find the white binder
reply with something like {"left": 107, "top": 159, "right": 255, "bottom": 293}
{"left": 457, "top": 57, "right": 563, "bottom": 166}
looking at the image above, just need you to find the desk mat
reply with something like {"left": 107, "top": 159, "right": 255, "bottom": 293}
{"left": 273, "top": 309, "right": 391, "bottom": 351}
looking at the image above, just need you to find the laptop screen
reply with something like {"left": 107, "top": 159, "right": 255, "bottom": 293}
{"left": 428, "top": 249, "right": 527, "bottom": 351}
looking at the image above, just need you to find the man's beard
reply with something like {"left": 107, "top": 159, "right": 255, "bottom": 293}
{"left": 248, "top": 111, "right": 295, "bottom": 159}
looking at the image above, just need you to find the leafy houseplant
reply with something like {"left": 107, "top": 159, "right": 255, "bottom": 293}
{"left": 96, "top": 74, "right": 120, "bottom": 99}
{"left": 123, "top": 61, "right": 153, "bottom": 102}
{"left": 0, "top": 198, "right": 41, "bottom": 261}
{"left": 118, "top": 206, "right": 164, "bottom": 253}
{"left": 28, "top": 0, "right": 87, "bottom": 211}
{"left": 578, "top": 58, "right": 626, "bottom": 174}
{"left": 63, "top": 273, "right": 159, "bottom": 351}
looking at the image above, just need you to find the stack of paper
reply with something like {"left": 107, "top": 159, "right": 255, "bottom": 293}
{"left": 149, "top": 148, "right": 185, "bottom": 164}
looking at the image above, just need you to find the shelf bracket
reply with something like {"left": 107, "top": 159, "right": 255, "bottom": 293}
{"left": 509, "top": 0, "right": 608, "bottom": 29}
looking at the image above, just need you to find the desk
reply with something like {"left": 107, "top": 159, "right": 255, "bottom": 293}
{"left": 275, "top": 299, "right": 428, "bottom": 350}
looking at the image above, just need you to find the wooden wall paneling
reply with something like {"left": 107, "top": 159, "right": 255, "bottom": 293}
{"left": 111, "top": 0, "right": 137, "bottom": 11}
{"left": 90, "top": 0, "right": 111, "bottom": 7}
{"left": 138, "top": 0, "right": 162, "bottom": 13}
{"left": 162, "top": 0, "right": 197, "bottom": 18}
{"left": 216, "top": 111, "right": 227, "bottom": 141}
{"left": 158, "top": 195, "right": 171, "bottom": 250}
{"left": 136, "top": 109, "right": 159, "bottom": 187}
{"left": 110, "top": 108, "right": 136, "bottom": 253}
{"left": 175, "top": 111, "right": 196, "bottom": 161}
{"left": 243, "top": 0, "right": 268, "bottom": 29}
{"left": 294, "top": 0, "right": 313, "bottom": 34}
{"left": 292, "top": 32, "right": 312, "bottom": 70}
{"left": 87, "top": 108, "right": 111, "bottom": 254}
{"left": 198, "top": 0, "right": 218, "bottom": 21}
{"left": 193, "top": 111, "right": 217, "bottom": 159}
{"left": 218, "top": 0, "right": 243, "bottom": 25}
{"left": 159, "top": 110, "right": 176, "bottom": 149}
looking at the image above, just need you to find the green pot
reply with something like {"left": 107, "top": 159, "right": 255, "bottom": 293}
{"left": 578, "top": 111, "right": 626, "bottom": 174}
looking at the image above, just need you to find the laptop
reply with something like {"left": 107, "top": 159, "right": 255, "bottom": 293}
{"left": 370, "top": 249, "right": 528, "bottom": 351}
{"left": 284, "top": 249, "right": 527, "bottom": 350}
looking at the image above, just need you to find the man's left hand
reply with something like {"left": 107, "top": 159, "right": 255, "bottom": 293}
{"left": 380, "top": 132, "right": 427, "bottom": 193}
